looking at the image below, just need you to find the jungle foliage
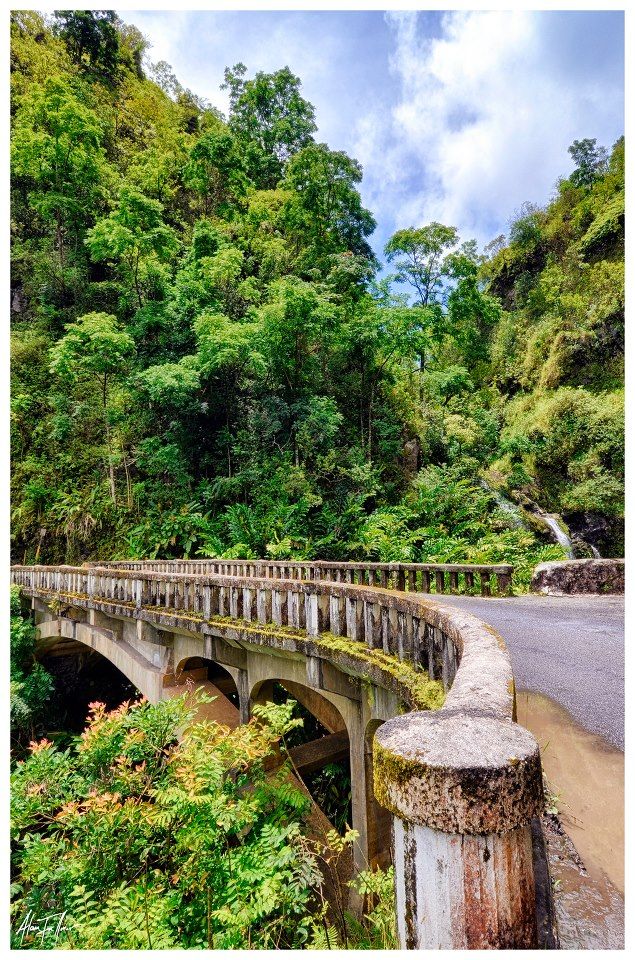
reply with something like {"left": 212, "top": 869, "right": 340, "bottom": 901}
{"left": 10, "top": 586, "right": 55, "bottom": 750}
{"left": 11, "top": 694, "right": 397, "bottom": 949}
{"left": 11, "top": 11, "right": 624, "bottom": 579}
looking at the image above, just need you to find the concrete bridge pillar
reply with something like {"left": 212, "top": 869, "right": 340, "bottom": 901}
{"left": 374, "top": 712, "right": 543, "bottom": 949}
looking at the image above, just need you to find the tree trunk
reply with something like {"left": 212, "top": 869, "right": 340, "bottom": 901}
{"left": 102, "top": 375, "right": 117, "bottom": 506}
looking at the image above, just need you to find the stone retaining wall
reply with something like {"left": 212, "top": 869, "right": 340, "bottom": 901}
{"left": 531, "top": 559, "right": 624, "bottom": 595}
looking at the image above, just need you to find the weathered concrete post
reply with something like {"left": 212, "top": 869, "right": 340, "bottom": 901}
{"left": 374, "top": 712, "right": 543, "bottom": 949}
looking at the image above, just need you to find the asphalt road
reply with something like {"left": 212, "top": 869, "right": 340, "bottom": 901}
{"left": 419, "top": 594, "right": 625, "bottom": 750}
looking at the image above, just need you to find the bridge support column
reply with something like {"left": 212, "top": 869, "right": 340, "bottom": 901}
{"left": 374, "top": 713, "right": 544, "bottom": 949}
{"left": 237, "top": 669, "right": 250, "bottom": 724}
{"left": 347, "top": 708, "right": 393, "bottom": 876}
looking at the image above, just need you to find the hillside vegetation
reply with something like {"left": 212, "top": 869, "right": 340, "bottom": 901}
{"left": 11, "top": 11, "right": 624, "bottom": 583}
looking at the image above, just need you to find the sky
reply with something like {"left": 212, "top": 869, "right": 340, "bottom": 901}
{"left": 120, "top": 8, "right": 625, "bottom": 260}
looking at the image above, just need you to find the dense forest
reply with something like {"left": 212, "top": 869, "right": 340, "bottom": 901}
{"left": 11, "top": 10, "right": 625, "bottom": 588}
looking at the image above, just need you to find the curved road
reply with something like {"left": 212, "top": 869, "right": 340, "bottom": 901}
{"left": 420, "top": 594, "right": 624, "bottom": 750}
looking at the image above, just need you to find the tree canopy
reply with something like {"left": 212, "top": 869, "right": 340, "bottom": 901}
{"left": 11, "top": 11, "right": 624, "bottom": 577}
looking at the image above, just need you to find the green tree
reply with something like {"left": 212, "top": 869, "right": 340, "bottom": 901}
{"left": 384, "top": 223, "right": 459, "bottom": 307}
{"left": 568, "top": 138, "right": 609, "bottom": 188}
{"left": 86, "top": 187, "right": 178, "bottom": 307}
{"left": 194, "top": 312, "right": 264, "bottom": 477}
{"left": 10, "top": 696, "right": 325, "bottom": 949}
{"left": 258, "top": 278, "right": 336, "bottom": 466}
{"left": 49, "top": 312, "right": 135, "bottom": 503}
{"left": 384, "top": 223, "right": 459, "bottom": 381}
{"left": 223, "top": 63, "right": 317, "bottom": 188}
{"left": 10, "top": 587, "right": 54, "bottom": 751}
{"left": 11, "top": 77, "right": 106, "bottom": 272}
{"left": 53, "top": 10, "right": 120, "bottom": 79}
{"left": 183, "top": 127, "right": 249, "bottom": 216}
{"left": 283, "top": 143, "right": 377, "bottom": 270}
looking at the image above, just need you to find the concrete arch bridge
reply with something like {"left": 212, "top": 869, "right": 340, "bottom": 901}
{"left": 11, "top": 559, "right": 551, "bottom": 950}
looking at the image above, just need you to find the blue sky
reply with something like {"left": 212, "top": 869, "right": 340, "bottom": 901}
{"left": 120, "top": 9, "right": 624, "bottom": 260}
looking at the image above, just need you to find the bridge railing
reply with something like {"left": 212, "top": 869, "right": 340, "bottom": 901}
{"left": 91, "top": 558, "right": 514, "bottom": 596}
{"left": 12, "top": 564, "right": 466, "bottom": 693}
{"left": 11, "top": 562, "right": 543, "bottom": 948}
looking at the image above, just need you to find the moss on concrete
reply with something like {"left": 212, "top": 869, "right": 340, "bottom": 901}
{"left": 33, "top": 587, "right": 445, "bottom": 712}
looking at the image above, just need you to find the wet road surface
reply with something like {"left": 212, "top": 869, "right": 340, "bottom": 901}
{"left": 419, "top": 593, "right": 624, "bottom": 749}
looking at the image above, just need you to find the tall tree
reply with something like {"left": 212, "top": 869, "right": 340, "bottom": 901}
{"left": 283, "top": 143, "right": 377, "bottom": 271}
{"left": 183, "top": 126, "right": 249, "bottom": 216}
{"left": 53, "top": 10, "right": 120, "bottom": 80}
{"left": 568, "top": 138, "right": 609, "bottom": 188}
{"left": 49, "top": 312, "right": 135, "bottom": 503}
{"left": 223, "top": 63, "right": 317, "bottom": 188}
{"left": 86, "top": 187, "right": 178, "bottom": 308}
{"left": 11, "top": 78, "right": 106, "bottom": 273}
{"left": 384, "top": 223, "right": 459, "bottom": 380}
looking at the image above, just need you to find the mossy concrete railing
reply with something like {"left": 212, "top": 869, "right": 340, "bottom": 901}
{"left": 11, "top": 563, "right": 544, "bottom": 949}
{"left": 95, "top": 558, "right": 515, "bottom": 596}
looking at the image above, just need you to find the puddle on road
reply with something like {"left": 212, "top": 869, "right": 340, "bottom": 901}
{"left": 516, "top": 690, "right": 624, "bottom": 949}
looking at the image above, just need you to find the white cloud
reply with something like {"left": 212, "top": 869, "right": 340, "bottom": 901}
{"left": 354, "top": 10, "right": 624, "bottom": 249}
{"left": 120, "top": 9, "right": 624, "bottom": 255}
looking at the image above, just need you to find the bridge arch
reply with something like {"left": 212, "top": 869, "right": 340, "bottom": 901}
{"left": 35, "top": 616, "right": 164, "bottom": 703}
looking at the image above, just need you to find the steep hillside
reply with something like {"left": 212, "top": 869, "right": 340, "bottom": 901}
{"left": 485, "top": 137, "right": 624, "bottom": 556}
{"left": 10, "top": 12, "right": 624, "bottom": 584}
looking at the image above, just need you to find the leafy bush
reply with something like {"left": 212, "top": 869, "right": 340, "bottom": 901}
{"left": 10, "top": 587, "right": 54, "bottom": 750}
{"left": 11, "top": 694, "right": 397, "bottom": 949}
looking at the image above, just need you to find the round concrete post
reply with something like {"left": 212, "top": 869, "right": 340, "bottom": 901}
{"left": 374, "top": 712, "right": 543, "bottom": 950}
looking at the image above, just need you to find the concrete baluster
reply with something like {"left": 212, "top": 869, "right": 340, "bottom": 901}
{"left": 425, "top": 624, "right": 435, "bottom": 679}
{"left": 329, "top": 593, "right": 344, "bottom": 635}
{"left": 174, "top": 580, "right": 183, "bottom": 611}
{"left": 386, "top": 607, "right": 399, "bottom": 654}
{"left": 346, "top": 596, "right": 362, "bottom": 640}
{"left": 446, "top": 635, "right": 458, "bottom": 685}
{"left": 497, "top": 568, "right": 513, "bottom": 596}
{"left": 435, "top": 570, "right": 445, "bottom": 594}
{"left": 412, "top": 616, "right": 422, "bottom": 662}
{"left": 271, "top": 588, "right": 288, "bottom": 626}
{"left": 450, "top": 571, "right": 459, "bottom": 593}
{"left": 133, "top": 578, "right": 142, "bottom": 609}
{"left": 400, "top": 611, "right": 414, "bottom": 660}
{"left": 257, "top": 586, "right": 272, "bottom": 625}
{"left": 229, "top": 585, "right": 241, "bottom": 618}
{"left": 480, "top": 570, "right": 491, "bottom": 597}
{"left": 305, "top": 592, "right": 320, "bottom": 636}
{"left": 243, "top": 587, "right": 254, "bottom": 622}
{"left": 364, "top": 599, "right": 383, "bottom": 649}
{"left": 374, "top": 714, "right": 543, "bottom": 949}
{"left": 287, "top": 588, "right": 301, "bottom": 628}
{"left": 316, "top": 591, "right": 330, "bottom": 632}
{"left": 441, "top": 630, "right": 451, "bottom": 689}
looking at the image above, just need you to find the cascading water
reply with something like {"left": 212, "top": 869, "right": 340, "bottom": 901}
{"left": 485, "top": 485, "right": 525, "bottom": 528}
{"left": 539, "top": 513, "right": 575, "bottom": 559}
{"left": 480, "top": 479, "right": 578, "bottom": 558}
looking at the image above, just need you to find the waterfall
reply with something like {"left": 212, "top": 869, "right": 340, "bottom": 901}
{"left": 539, "top": 513, "right": 575, "bottom": 559}
{"left": 480, "top": 479, "right": 577, "bottom": 558}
